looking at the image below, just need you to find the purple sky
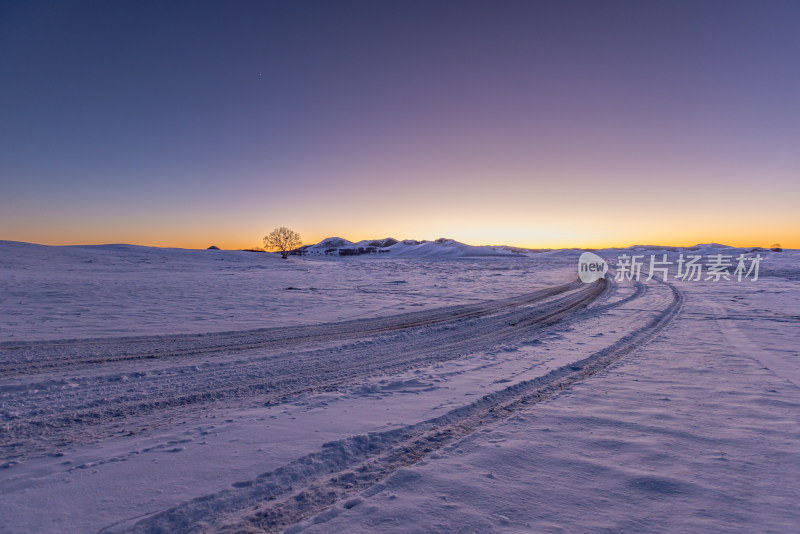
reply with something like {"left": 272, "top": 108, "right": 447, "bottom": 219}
{"left": 2, "top": 1, "right": 798, "bottom": 248}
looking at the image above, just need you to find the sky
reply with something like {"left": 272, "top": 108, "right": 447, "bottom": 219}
{"left": 1, "top": 0, "right": 798, "bottom": 250}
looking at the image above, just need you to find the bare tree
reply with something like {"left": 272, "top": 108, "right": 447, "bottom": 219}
{"left": 263, "top": 227, "right": 302, "bottom": 259}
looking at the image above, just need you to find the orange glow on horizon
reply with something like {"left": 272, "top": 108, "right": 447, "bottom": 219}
{"left": 6, "top": 228, "right": 798, "bottom": 251}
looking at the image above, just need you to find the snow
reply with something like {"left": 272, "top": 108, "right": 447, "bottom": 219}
{"left": 295, "top": 237, "right": 527, "bottom": 258}
{"left": 1, "top": 241, "right": 798, "bottom": 533}
{"left": 0, "top": 240, "right": 553, "bottom": 342}
{"left": 298, "top": 275, "right": 800, "bottom": 533}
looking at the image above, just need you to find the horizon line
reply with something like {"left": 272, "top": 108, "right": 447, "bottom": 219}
{"left": 1, "top": 238, "right": 791, "bottom": 252}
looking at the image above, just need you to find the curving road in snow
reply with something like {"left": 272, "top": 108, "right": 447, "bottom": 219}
{"left": 119, "top": 277, "right": 682, "bottom": 533}
{"left": 1, "top": 279, "right": 604, "bottom": 462}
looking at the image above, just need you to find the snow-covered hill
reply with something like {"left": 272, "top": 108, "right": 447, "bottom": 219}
{"left": 293, "top": 237, "right": 531, "bottom": 258}
{"left": 293, "top": 238, "right": 775, "bottom": 259}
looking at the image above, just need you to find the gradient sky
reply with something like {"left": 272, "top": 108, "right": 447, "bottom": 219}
{"left": 1, "top": 0, "right": 798, "bottom": 249}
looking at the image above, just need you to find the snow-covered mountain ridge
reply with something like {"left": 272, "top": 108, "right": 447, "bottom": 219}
{"left": 292, "top": 237, "right": 528, "bottom": 258}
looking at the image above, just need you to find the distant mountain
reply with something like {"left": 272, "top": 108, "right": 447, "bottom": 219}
{"left": 292, "top": 237, "right": 531, "bottom": 258}
{"left": 686, "top": 243, "right": 735, "bottom": 250}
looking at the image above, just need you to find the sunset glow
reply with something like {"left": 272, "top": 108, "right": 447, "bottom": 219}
{"left": 2, "top": 1, "right": 798, "bottom": 249}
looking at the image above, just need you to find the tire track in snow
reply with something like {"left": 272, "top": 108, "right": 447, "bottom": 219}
{"left": 0, "top": 281, "right": 582, "bottom": 376}
{"left": 112, "top": 279, "right": 682, "bottom": 534}
{"left": 1, "top": 280, "right": 605, "bottom": 461}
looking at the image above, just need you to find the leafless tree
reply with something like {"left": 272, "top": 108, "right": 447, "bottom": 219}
{"left": 263, "top": 227, "right": 302, "bottom": 259}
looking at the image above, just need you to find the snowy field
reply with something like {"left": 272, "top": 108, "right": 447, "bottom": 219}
{"left": 1, "top": 240, "right": 798, "bottom": 533}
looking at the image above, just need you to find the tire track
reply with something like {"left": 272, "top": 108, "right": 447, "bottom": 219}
{"left": 114, "top": 279, "right": 682, "bottom": 534}
{"left": 0, "top": 281, "right": 581, "bottom": 376}
{"left": 1, "top": 280, "right": 605, "bottom": 461}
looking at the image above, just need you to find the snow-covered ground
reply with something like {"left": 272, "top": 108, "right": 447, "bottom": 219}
{"left": 0, "top": 241, "right": 557, "bottom": 342}
{"left": 0, "top": 241, "right": 798, "bottom": 533}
